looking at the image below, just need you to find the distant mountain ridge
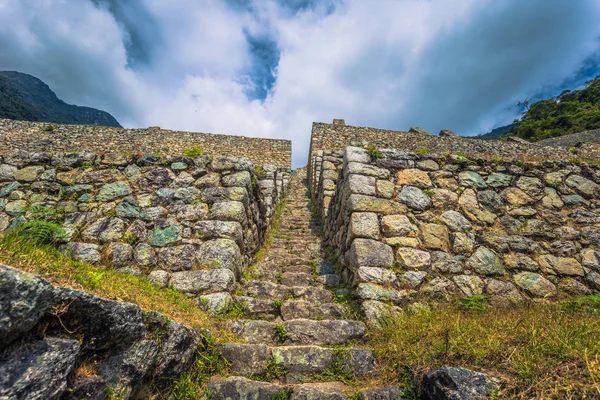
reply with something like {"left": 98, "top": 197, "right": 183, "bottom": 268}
{"left": 0, "top": 71, "right": 121, "bottom": 127}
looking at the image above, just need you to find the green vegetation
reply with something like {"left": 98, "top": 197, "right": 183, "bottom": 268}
{"left": 183, "top": 145, "right": 205, "bottom": 157}
{"left": 0, "top": 232, "right": 217, "bottom": 334}
{"left": 456, "top": 295, "right": 489, "bottom": 311}
{"left": 414, "top": 148, "right": 431, "bottom": 155}
{"left": 506, "top": 76, "right": 600, "bottom": 141}
{"left": 274, "top": 323, "right": 289, "bottom": 343}
{"left": 371, "top": 298, "right": 600, "bottom": 398}
{"left": 366, "top": 145, "right": 383, "bottom": 159}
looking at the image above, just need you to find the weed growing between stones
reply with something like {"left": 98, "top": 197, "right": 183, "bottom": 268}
{"left": 266, "top": 355, "right": 289, "bottom": 380}
{"left": 273, "top": 323, "right": 289, "bottom": 343}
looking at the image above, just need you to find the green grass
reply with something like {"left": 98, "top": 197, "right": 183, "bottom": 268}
{"left": 370, "top": 300, "right": 600, "bottom": 398}
{"left": 0, "top": 232, "right": 217, "bottom": 334}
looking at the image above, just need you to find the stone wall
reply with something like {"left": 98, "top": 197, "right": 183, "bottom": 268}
{"left": 310, "top": 145, "right": 600, "bottom": 322}
{"left": 0, "top": 150, "right": 289, "bottom": 311}
{"left": 0, "top": 118, "right": 292, "bottom": 169}
{"left": 308, "top": 120, "right": 600, "bottom": 187}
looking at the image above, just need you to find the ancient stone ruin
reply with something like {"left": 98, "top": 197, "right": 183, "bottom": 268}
{"left": 2, "top": 117, "right": 600, "bottom": 398}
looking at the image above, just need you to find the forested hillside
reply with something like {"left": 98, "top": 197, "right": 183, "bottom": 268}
{"left": 478, "top": 75, "right": 600, "bottom": 141}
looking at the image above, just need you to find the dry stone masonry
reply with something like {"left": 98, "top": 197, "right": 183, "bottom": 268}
{"left": 0, "top": 119, "right": 292, "bottom": 169}
{"left": 310, "top": 143, "right": 600, "bottom": 322}
{"left": 0, "top": 149, "right": 290, "bottom": 311}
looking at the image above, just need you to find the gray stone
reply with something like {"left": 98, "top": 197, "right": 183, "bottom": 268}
{"left": 207, "top": 377, "right": 285, "bottom": 400}
{"left": 431, "top": 251, "right": 464, "bottom": 274}
{"left": 4, "top": 200, "right": 27, "bottom": 216}
{"left": 356, "top": 283, "right": 411, "bottom": 305}
{"left": 420, "top": 277, "right": 457, "bottom": 301}
{"left": 396, "top": 247, "right": 431, "bottom": 270}
{"left": 53, "top": 286, "right": 146, "bottom": 350}
{"left": 148, "top": 223, "right": 182, "bottom": 247}
{"left": 283, "top": 319, "right": 367, "bottom": 345}
{"left": 14, "top": 166, "right": 44, "bottom": 182}
{"left": 134, "top": 243, "right": 157, "bottom": 267}
{"left": 346, "top": 162, "right": 390, "bottom": 179}
{"left": 209, "top": 201, "right": 247, "bottom": 226}
{"left": 348, "top": 174, "right": 376, "bottom": 195}
{"left": 399, "top": 270, "right": 428, "bottom": 287}
{"left": 345, "top": 146, "right": 372, "bottom": 163}
{"left": 0, "top": 337, "right": 80, "bottom": 400}
{"left": 0, "top": 265, "right": 55, "bottom": 349}
{"left": 396, "top": 169, "right": 432, "bottom": 188}
{"left": 477, "top": 190, "right": 504, "bottom": 213}
{"left": 148, "top": 270, "right": 170, "bottom": 288}
{"left": 137, "top": 167, "right": 175, "bottom": 189}
{"left": 348, "top": 212, "right": 380, "bottom": 243}
{"left": 200, "top": 292, "right": 233, "bottom": 315}
{"left": 347, "top": 194, "right": 406, "bottom": 215}
{"left": 538, "top": 255, "right": 584, "bottom": 277}
{"left": 486, "top": 172, "right": 512, "bottom": 187}
{"left": 220, "top": 343, "right": 268, "bottom": 375}
{"left": 223, "top": 171, "right": 252, "bottom": 188}
{"left": 61, "top": 242, "right": 101, "bottom": 264}
{"left": 458, "top": 171, "right": 487, "bottom": 188}
{"left": 516, "top": 176, "right": 544, "bottom": 198}
{"left": 348, "top": 239, "right": 394, "bottom": 268}
{"left": 96, "top": 181, "right": 132, "bottom": 202}
{"left": 504, "top": 253, "right": 538, "bottom": 271}
{"left": 485, "top": 279, "right": 523, "bottom": 307}
{"left": 421, "top": 223, "right": 451, "bottom": 251}
{"left": 514, "top": 272, "right": 556, "bottom": 298}
{"left": 360, "top": 385, "right": 403, "bottom": 400}
{"left": 104, "top": 242, "right": 133, "bottom": 267}
{"left": 210, "top": 156, "right": 253, "bottom": 172}
{"left": 398, "top": 186, "right": 432, "bottom": 211}
{"left": 271, "top": 345, "right": 333, "bottom": 374}
{"left": 82, "top": 217, "right": 125, "bottom": 243}
{"left": 356, "top": 267, "right": 397, "bottom": 285}
{"left": 158, "top": 245, "right": 196, "bottom": 271}
{"left": 197, "top": 239, "right": 242, "bottom": 278}
{"left": 467, "top": 247, "right": 505, "bottom": 276}
{"left": 453, "top": 275, "right": 484, "bottom": 297}
{"left": 565, "top": 174, "right": 599, "bottom": 198}
{"left": 170, "top": 269, "right": 236, "bottom": 294}
{"left": 422, "top": 366, "right": 498, "bottom": 400}
{"left": 439, "top": 210, "right": 471, "bottom": 232}
{"left": 0, "top": 164, "right": 17, "bottom": 182}
{"left": 0, "top": 182, "right": 21, "bottom": 197}
{"left": 194, "top": 220, "right": 244, "bottom": 248}
{"left": 115, "top": 198, "right": 141, "bottom": 218}
{"left": 381, "top": 214, "right": 417, "bottom": 237}
{"left": 562, "top": 194, "right": 586, "bottom": 206}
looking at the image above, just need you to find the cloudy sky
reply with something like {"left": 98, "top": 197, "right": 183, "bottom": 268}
{"left": 1, "top": 0, "right": 600, "bottom": 167}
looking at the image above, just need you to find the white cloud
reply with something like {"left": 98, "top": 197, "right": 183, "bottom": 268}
{"left": 1, "top": 0, "right": 599, "bottom": 167}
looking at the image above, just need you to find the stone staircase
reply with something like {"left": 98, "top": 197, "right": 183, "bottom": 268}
{"left": 208, "top": 169, "right": 399, "bottom": 399}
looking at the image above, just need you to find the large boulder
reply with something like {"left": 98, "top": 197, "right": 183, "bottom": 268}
{"left": 0, "top": 337, "right": 80, "bottom": 400}
{"left": 0, "top": 265, "right": 54, "bottom": 349}
{"left": 422, "top": 366, "right": 498, "bottom": 400}
{"left": 53, "top": 287, "right": 146, "bottom": 350}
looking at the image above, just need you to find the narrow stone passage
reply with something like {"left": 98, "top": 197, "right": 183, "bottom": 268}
{"left": 207, "top": 169, "right": 397, "bottom": 399}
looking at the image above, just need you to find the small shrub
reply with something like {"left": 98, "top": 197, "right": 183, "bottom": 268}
{"left": 43, "top": 123, "right": 56, "bottom": 132}
{"left": 367, "top": 146, "right": 383, "bottom": 159}
{"left": 415, "top": 148, "right": 431, "bottom": 155}
{"left": 183, "top": 145, "right": 204, "bottom": 157}
{"left": 274, "top": 323, "right": 288, "bottom": 342}
{"left": 266, "top": 355, "right": 288, "bottom": 380}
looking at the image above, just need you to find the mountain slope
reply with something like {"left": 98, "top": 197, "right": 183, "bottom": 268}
{"left": 0, "top": 71, "right": 121, "bottom": 127}
{"left": 478, "top": 75, "right": 600, "bottom": 141}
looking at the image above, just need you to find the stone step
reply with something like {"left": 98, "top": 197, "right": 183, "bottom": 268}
{"left": 207, "top": 377, "right": 403, "bottom": 400}
{"left": 228, "top": 319, "right": 367, "bottom": 345}
{"left": 281, "top": 299, "right": 348, "bottom": 320}
{"left": 219, "top": 344, "right": 375, "bottom": 379}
